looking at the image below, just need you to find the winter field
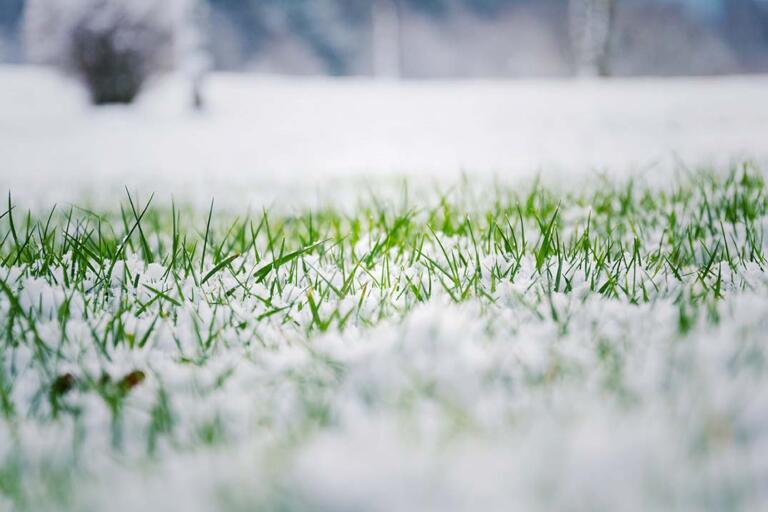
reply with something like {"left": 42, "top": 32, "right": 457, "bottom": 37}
{"left": 2, "top": 67, "right": 768, "bottom": 511}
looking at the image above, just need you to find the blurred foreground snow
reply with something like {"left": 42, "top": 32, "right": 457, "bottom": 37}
{"left": 2, "top": 65, "right": 768, "bottom": 208}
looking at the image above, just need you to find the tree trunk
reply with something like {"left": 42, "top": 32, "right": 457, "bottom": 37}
{"left": 180, "top": 0, "right": 210, "bottom": 110}
{"left": 371, "top": 0, "right": 402, "bottom": 79}
{"left": 569, "top": 0, "right": 617, "bottom": 77}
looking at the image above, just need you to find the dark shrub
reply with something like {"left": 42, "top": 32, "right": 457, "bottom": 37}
{"left": 25, "top": 0, "right": 185, "bottom": 104}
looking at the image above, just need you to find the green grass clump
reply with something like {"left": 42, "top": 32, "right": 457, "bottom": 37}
{"left": 2, "top": 168, "right": 765, "bottom": 341}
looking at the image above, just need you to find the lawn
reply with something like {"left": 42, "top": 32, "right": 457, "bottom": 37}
{"left": 1, "top": 165, "right": 767, "bottom": 511}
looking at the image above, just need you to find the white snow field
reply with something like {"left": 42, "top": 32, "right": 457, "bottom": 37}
{"left": 1, "top": 66, "right": 768, "bottom": 512}
{"left": 2, "top": 65, "right": 768, "bottom": 208}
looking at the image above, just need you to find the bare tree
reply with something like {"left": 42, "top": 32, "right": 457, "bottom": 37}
{"left": 371, "top": 0, "right": 402, "bottom": 78}
{"left": 569, "top": 0, "right": 617, "bottom": 77}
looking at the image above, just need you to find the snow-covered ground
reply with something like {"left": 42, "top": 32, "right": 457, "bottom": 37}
{"left": 2, "top": 65, "right": 768, "bottom": 208}
{"left": 2, "top": 66, "right": 768, "bottom": 512}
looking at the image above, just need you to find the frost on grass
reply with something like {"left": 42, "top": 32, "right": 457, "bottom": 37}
{"left": 1, "top": 166, "right": 767, "bottom": 511}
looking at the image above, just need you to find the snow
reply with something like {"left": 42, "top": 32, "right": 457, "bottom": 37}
{"left": 2, "top": 65, "right": 768, "bottom": 511}
{"left": 8, "top": 287, "right": 767, "bottom": 511}
{"left": 2, "top": 65, "right": 768, "bottom": 209}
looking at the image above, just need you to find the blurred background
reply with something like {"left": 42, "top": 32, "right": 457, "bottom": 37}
{"left": 2, "top": 0, "right": 768, "bottom": 79}
{"left": 3, "top": 0, "right": 768, "bottom": 211}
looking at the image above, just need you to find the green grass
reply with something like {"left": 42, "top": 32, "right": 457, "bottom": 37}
{"left": 1, "top": 165, "right": 767, "bottom": 510}
{"left": 2, "top": 168, "right": 765, "bottom": 340}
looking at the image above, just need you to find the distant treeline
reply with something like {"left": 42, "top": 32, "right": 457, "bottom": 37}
{"left": 2, "top": 0, "right": 768, "bottom": 76}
